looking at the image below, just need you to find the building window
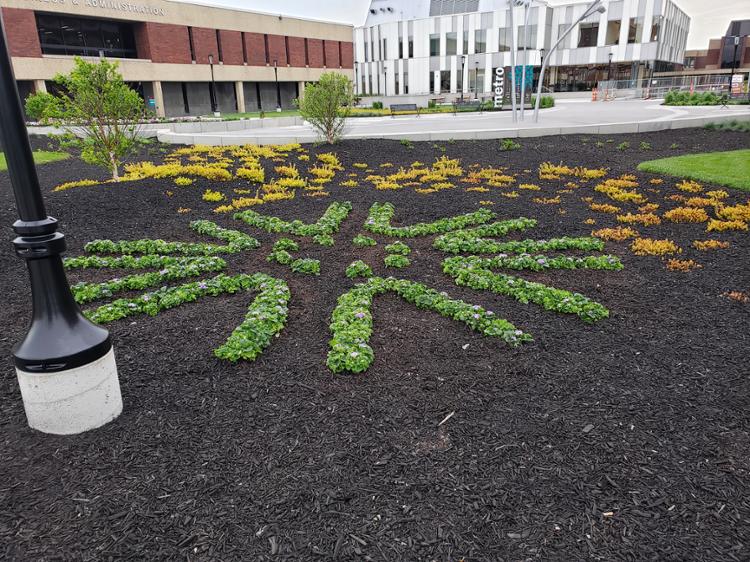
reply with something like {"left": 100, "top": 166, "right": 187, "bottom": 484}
{"left": 399, "top": 38, "right": 403, "bottom": 58}
{"left": 364, "top": 41, "right": 369, "bottom": 61}
{"left": 457, "top": 64, "right": 463, "bottom": 91}
{"left": 216, "top": 30, "right": 223, "bottom": 62}
{"left": 264, "top": 34, "right": 270, "bottom": 64}
{"left": 440, "top": 70, "right": 451, "bottom": 92}
{"left": 474, "top": 29, "right": 486, "bottom": 53}
{"left": 304, "top": 38, "right": 309, "bottom": 65}
{"left": 395, "top": 71, "right": 400, "bottom": 94}
{"left": 285, "top": 36, "right": 290, "bottom": 64}
{"left": 650, "top": 17, "right": 661, "bottom": 41}
{"left": 408, "top": 36, "right": 414, "bottom": 57}
{"left": 556, "top": 24, "right": 571, "bottom": 50}
{"left": 430, "top": 33, "right": 440, "bottom": 56}
{"left": 578, "top": 23, "right": 599, "bottom": 48}
{"left": 403, "top": 71, "right": 409, "bottom": 94}
{"left": 498, "top": 27, "right": 511, "bottom": 52}
{"left": 463, "top": 30, "right": 469, "bottom": 54}
{"left": 446, "top": 32, "right": 457, "bottom": 55}
{"left": 605, "top": 20, "right": 621, "bottom": 45}
{"left": 382, "top": 38, "right": 387, "bottom": 59}
{"left": 338, "top": 41, "right": 342, "bottom": 67}
{"left": 627, "top": 17, "right": 643, "bottom": 43}
{"left": 517, "top": 25, "right": 537, "bottom": 50}
{"left": 241, "top": 32, "right": 248, "bottom": 64}
{"left": 323, "top": 40, "right": 327, "bottom": 66}
{"left": 35, "top": 13, "right": 139, "bottom": 58}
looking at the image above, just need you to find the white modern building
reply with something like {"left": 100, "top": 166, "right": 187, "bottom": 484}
{"left": 354, "top": 0, "right": 690, "bottom": 99}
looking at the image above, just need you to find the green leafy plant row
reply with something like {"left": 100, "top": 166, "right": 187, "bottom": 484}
{"left": 84, "top": 220, "right": 259, "bottom": 256}
{"left": 353, "top": 234, "right": 377, "bottom": 247}
{"left": 234, "top": 201, "right": 351, "bottom": 243}
{"left": 384, "top": 254, "right": 410, "bottom": 268}
{"left": 69, "top": 256, "right": 226, "bottom": 304}
{"left": 346, "top": 260, "right": 373, "bottom": 279}
{"left": 364, "top": 202, "right": 494, "bottom": 237}
{"left": 327, "top": 276, "right": 531, "bottom": 374}
{"left": 434, "top": 233, "right": 603, "bottom": 254}
{"left": 267, "top": 239, "right": 321, "bottom": 275}
{"left": 442, "top": 256, "right": 613, "bottom": 323}
{"left": 384, "top": 241, "right": 411, "bottom": 255}
{"left": 85, "top": 273, "right": 289, "bottom": 362}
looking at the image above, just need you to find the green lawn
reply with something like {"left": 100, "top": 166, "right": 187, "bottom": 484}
{"left": 637, "top": 149, "right": 750, "bottom": 191}
{"left": 0, "top": 150, "right": 69, "bottom": 172}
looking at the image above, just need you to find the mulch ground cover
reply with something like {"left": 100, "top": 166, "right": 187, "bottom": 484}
{"left": 1, "top": 129, "right": 749, "bottom": 560}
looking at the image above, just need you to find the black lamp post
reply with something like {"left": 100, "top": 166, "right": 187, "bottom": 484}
{"left": 728, "top": 36, "right": 739, "bottom": 98}
{"left": 539, "top": 48, "right": 545, "bottom": 89}
{"left": 461, "top": 55, "right": 466, "bottom": 97}
{"left": 0, "top": 16, "right": 121, "bottom": 434}
{"left": 608, "top": 51, "right": 613, "bottom": 81}
{"left": 273, "top": 59, "right": 282, "bottom": 111}
{"left": 208, "top": 53, "right": 218, "bottom": 115}
{"left": 474, "top": 60, "right": 480, "bottom": 99}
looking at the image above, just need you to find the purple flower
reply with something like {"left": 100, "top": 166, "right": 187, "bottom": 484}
{"left": 486, "top": 311, "right": 494, "bottom": 316}
{"left": 537, "top": 258, "right": 546, "bottom": 265}
{"left": 350, "top": 351, "right": 359, "bottom": 358}
{"left": 473, "top": 313, "right": 481, "bottom": 319}
{"left": 514, "top": 330, "right": 523, "bottom": 336}
{"left": 159, "top": 269, "right": 169, "bottom": 275}
{"left": 198, "top": 282, "right": 208, "bottom": 289}
{"left": 355, "top": 312, "right": 366, "bottom": 319}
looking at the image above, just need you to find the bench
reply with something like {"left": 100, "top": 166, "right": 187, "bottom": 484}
{"left": 452, "top": 99, "right": 484, "bottom": 115}
{"left": 390, "top": 103, "right": 420, "bottom": 117}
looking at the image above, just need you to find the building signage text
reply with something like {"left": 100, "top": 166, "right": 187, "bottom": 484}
{"left": 493, "top": 67, "right": 505, "bottom": 109}
{"left": 25, "top": 0, "right": 165, "bottom": 16}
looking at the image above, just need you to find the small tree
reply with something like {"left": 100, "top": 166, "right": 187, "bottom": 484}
{"left": 297, "top": 72, "right": 353, "bottom": 144}
{"left": 25, "top": 57, "right": 145, "bottom": 180}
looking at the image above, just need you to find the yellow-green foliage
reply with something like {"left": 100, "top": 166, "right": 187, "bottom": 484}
{"left": 317, "top": 152, "right": 343, "bottom": 170}
{"left": 53, "top": 179, "right": 100, "bottom": 192}
{"left": 202, "top": 189, "right": 225, "bottom": 202}
{"left": 174, "top": 176, "right": 193, "bottom": 186}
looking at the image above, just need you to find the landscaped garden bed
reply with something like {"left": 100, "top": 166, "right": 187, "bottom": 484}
{"left": 1, "top": 127, "right": 749, "bottom": 560}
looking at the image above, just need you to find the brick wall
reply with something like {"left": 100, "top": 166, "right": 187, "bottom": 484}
{"left": 323, "top": 40, "right": 339, "bottom": 67}
{"left": 191, "top": 27, "right": 219, "bottom": 64}
{"left": 2, "top": 8, "right": 41, "bottom": 58}
{"left": 287, "top": 36, "right": 305, "bottom": 67}
{"left": 244, "top": 32, "right": 267, "bottom": 66}
{"left": 218, "top": 30, "right": 243, "bottom": 65}
{"left": 340, "top": 42, "right": 354, "bottom": 69}
{"left": 139, "top": 23, "right": 191, "bottom": 64}
{"left": 307, "top": 38, "right": 324, "bottom": 68}
{"left": 267, "top": 34, "right": 287, "bottom": 66}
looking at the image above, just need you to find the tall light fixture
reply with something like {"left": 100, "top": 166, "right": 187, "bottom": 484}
{"left": 533, "top": 0, "right": 606, "bottom": 122}
{"left": 515, "top": 0, "right": 533, "bottom": 121}
{"left": 508, "top": 0, "right": 518, "bottom": 121}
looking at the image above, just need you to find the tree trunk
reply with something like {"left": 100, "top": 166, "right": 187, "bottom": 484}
{"left": 110, "top": 152, "right": 119, "bottom": 181}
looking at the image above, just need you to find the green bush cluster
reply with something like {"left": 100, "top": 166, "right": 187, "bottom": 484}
{"left": 384, "top": 254, "right": 410, "bottom": 268}
{"left": 84, "top": 221, "right": 259, "bottom": 256}
{"left": 434, "top": 232, "right": 602, "bottom": 254}
{"left": 531, "top": 94, "right": 555, "bottom": 109}
{"left": 326, "top": 276, "right": 530, "bottom": 373}
{"left": 290, "top": 258, "right": 321, "bottom": 275}
{"left": 443, "top": 257, "right": 612, "bottom": 322}
{"left": 234, "top": 201, "right": 351, "bottom": 242}
{"left": 352, "top": 234, "right": 377, "bottom": 247}
{"left": 664, "top": 90, "right": 724, "bottom": 106}
{"left": 364, "top": 202, "right": 494, "bottom": 237}
{"left": 384, "top": 241, "right": 411, "bottom": 255}
{"left": 345, "top": 260, "right": 373, "bottom": 279}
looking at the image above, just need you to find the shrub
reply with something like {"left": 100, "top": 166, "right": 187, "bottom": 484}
{"left": 202, "top": 189, "right": 225, "bottom": 202}
{"left": 24, "top": 92, "right": 61, "bottom": 122}
{"left": 174, "top": 176, "right": 193, "bottom": 186}
{"left": 297, "top": 72, "right": 354, "bottom": 144}
{"left": 499, "top": 138, "right": 521, "bottom": 151}
{"left": 531, "top": 94, "right": 555, "bottom": 109}
{"left": 372, "top": 101, "right": 384, "bottom": 109}
{"left": 663, "top": 207, "right": 708, "bottom": 223}
{"left": 630, "top": 238, "right": 680, "bottom": 256}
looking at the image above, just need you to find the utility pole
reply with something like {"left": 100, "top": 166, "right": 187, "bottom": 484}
{"left": 208, "top": 53, "right": 219, "bottom": 116}
{"left": 0, "top": 16, "right": 122, "bottom": 435}
{"left": 273, "top": 59, "right": 282, "bottom": 111}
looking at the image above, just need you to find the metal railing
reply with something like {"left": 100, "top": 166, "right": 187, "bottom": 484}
{"left": 596, "top": 74, "right": 733, "bottom": 100}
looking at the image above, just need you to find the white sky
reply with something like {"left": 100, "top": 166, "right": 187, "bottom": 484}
{"left": 180, "top": 0, "right": 750, "bottom": 49}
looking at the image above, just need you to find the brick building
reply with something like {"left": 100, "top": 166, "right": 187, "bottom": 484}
{"left": 683, "top": 20, "right": 750, "bottom": 73}
{"left": 0, "top": 0, "right": 354, "bottom": 117}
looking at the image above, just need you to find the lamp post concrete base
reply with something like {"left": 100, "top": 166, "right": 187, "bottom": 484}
{"left": 16, "top": 348, "right": 122, "bottom": 435}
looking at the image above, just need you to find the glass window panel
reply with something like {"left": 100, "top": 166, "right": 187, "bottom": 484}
{"left": 498, "top": 27, "right": 511, "bottom": 52}
{"left": 475, "top": 29, "right": 486, "bottom": 53}
{"left": 430, "top": 33, "right": 440, "bottom": 56}
{"left": 517, "top": 24, "right": 537, "bottom": 50}
{"left": 628, "top": 17, "right": 643, "bottom": 43}
{"left": 446, "top": 32, "right": 457, "bottom": 55}
{"left": 606, "top": 20, "right": 621, "bottom": 45}
{"left": 578, "top": 23, "right": 599, "bottom": 48}
{"left": 440, "top": 70, "right": 451, "bottom": 92}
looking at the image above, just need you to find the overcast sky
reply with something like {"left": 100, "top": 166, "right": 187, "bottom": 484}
{"left": 182, "top": 0, "right": 749, "bottom": 49}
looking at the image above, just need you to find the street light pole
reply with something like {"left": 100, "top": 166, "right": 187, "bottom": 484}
{"left": 728, "top": 36, "right": 739, "bottom": 98}
{"left": 0, "top": 17, "right": 121, "bottom": 434}
{"left": 534, "top": 0, "right": 606, "bottom": 122}
{"left": 461, "top": 55, "right": 466, "bottom": 98}
{"left": 208, "top": 53, "right": 218, "bottom": 116}
{"left": 273, "top": 59, "right": 282, "bottom": 112}
{"left": 517, "top": 0, "right": 532, "bottom": 121}
{"left": 474, "top": 60, "right": 480, "bottom": 99}
{"left": 608, "top": 51, "right": 613, "bottom": 80}
{"left": 508, "top": 0, "right": 518, "bottom": 122}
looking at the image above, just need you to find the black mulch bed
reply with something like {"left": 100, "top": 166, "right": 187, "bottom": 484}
{"left": 1, "top": 129, "right": 750, "bottom": 560}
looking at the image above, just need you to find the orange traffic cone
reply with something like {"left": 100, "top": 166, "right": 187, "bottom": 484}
{"left": 592, "top": 88, "right": 598, "bottom": 102}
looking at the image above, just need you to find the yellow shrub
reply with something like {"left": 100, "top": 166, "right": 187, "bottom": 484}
{"left": 693, "top": 239, "right": 729, "bottom": 250}
{"left": 630, "top": 238, "right": 680, "bottom": 256}
{"left": 649, "top": 178, "right": 664, "bottom": 185}
{"left": 617, "top": 213, "right": 662, "bottom": 226}
{"left": 310, "top": 166, "right": 336, "bottom": 180}
{"left": 174, "top": 176, "right": 193, "bottom": 186}
{"left": 202, "top": 189, "right": 225, "bottom": 202}
{"left": 595, "top": 178, "right": 646, "bottom": 204}
{"left": 341, "top": 180, "right": 358, "bottom": 187}
{"left": 353, "top": 163, "right": 368, "bottom": 169}
{"left": 432, "top": 156, "right": 463, "bottom": 176}
{"left": 518, "top": 183, "right": 541, "bottom": 191}
{"left": 676, "top": 180, "right": 702, "bottom": 193}
{"left": 666, "top": 259, "right": 701, "bottom": 272}
{"left": 235, "top": 166, "right": 265, "bottom": 183}
{"left": 584, "top": 218, "right": 596, "bottom": 225}
{"left": 538, "top": 162, "right": 572, "bottom": 178}
{"left": 431, "top": 182, "right": 455, "bottom": 190}
{"left": 533, "top": 196, "right": 560, "bottom": 204}
{"left": 479, "top": 200, "right": 495, "bottom": 206}
{"left": 317, "top": 152, "right": 343, "bottom": 169}
{"left": 487, "top": 176, "right": 515, "bottom": 186}
{"left": 298, "top": 154, "right": 310, "bottom": 161}
{"left": 53, "top": 179, "right": 100, "bottom": 191}
{"left": 590, "top": 202, "right": 620, "bottom": 213}
{"left": 304, "top": 190, "right": 329, "bottom": 197}
{"left": 274, "top": 164, "right": 299, "bottom": 178}
{"left": 706, "top": 219, "right": 748, "bottom": 232}
{"left": 276, "top": 177, "right": 307, "bottom": 189}
{"left": 501, "top": 191, "right": 520, "bottom": 198}
{"left": 592, "top": 226, "right": 639, "bottom": 241}
{"left": 685, "top": 197, "right": 714, "bottom": 208}
{"left": 379, "top": 162, "right": 394, "bottom": 168}
{"left": 573, "top": 166, "right": 607, "bottom": 179}
{"left": 374, "top": 181, "right": 403, "bottom": 190}
{"left": 638, "top": 203, "right": 660, "bottom": 213}
{"left": 716, "top": 202, "right": 750, "bottom": 222}
{"left": 232, "top": 196, "right": 265, "bottom": 209}
{"left": 213, "top": 205, "right": 236, "bottom": 214}
{"left": 466, "top": 187, "right": 490, "bottom": 193}
{"left": 262, "top": 191, "right": 294, "bottom": 202}
{"left": 177, "top": 207, "right": 191, "bottom": 214}
{"left": 663, "top": 207, "right": 709, "bottom": 223}
{"left": 706, "top": 190, "right": 728, "bottom": 200}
